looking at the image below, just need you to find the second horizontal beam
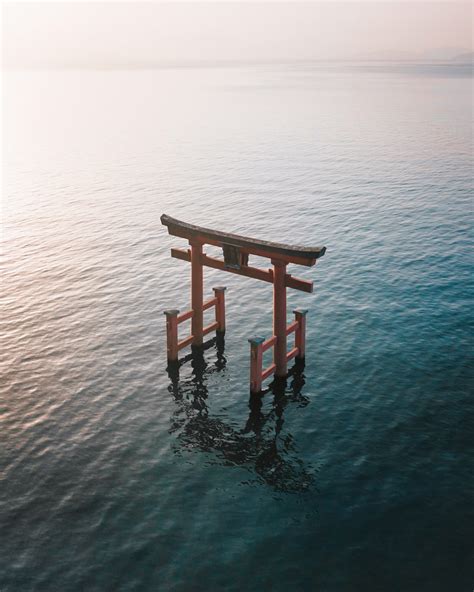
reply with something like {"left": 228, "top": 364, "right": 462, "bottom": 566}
{"left": 171, "top": 248, "right": 313, "bottom": 293}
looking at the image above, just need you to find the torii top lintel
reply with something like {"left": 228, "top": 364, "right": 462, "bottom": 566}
{"left": 161, "top": 214, "right": 326, "bottom": 267}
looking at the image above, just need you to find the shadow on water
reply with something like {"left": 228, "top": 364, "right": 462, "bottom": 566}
{"left": 166, "top": 336, "right": 316, "bottom": 493}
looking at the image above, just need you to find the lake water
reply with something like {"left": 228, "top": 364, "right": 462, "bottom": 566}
{"left": 1, "top": 63, "right": 473, "bottom": 591}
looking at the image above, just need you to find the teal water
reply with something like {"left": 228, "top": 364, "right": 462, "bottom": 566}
{"left": 1, "top": 63, "right": 473, "bottom": 591}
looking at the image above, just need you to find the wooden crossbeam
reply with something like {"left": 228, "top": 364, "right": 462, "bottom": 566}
{"left": 178, "top": 334, "right": 194, "bottom": 351}
{"left": 203, "top": 297, "right": 218, "bottom": 311}
{"left": 262, "top": 335, "right": 277, "bottom": 352}
{"left": 286, "top": 347, "right": 299, "bottom": 362}
{"left": 261, "top": 364, "right": 276, "bottom": 381}
{"left": 177, "top": 309, "right": 193, "bottom": 323}
{"left": 286, "top": 321, "right": 298, "bottom": 335}
{"left": 203, "top": 321, "right": 219, "bottom": 336}
{"left": 162, "top": 214, "right": 326, "bottom": 267}
{"left": 171, "top": 248, "right": 313, "bottom": 293}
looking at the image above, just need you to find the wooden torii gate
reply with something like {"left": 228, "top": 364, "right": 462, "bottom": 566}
{"left": 161, "top": 214, "right": 326, "bottom": 393}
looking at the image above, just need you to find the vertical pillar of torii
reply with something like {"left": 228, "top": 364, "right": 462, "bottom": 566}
{"left": 272, "top": 259, "right": 287, "bottom": 377}
{"left": 190, "top": 239, "right": 204, "bottom": 348}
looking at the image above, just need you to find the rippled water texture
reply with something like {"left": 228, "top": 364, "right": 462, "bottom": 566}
{"left": 1, "top": 64, "right": 473, "bottom": 591}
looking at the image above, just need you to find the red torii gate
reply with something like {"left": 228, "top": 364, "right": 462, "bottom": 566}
{"left": 161, "top": 214, "right": 326, "bottom": 393}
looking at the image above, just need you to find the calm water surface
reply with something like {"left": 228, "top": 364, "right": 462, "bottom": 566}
{"left": 1, "top": 63, "right": 473, "bottom": 591}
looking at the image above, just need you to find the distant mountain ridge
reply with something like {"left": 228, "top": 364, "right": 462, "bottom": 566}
{"left": 362, "top": 47, "right": 472, "bottom": 63}
{"left": 451, "top": 52, "right": 474, "bottom": 63}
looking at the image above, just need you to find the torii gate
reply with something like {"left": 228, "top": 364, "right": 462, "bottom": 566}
{"left": 161, "top": 214, "right": 326, "bottom": 393}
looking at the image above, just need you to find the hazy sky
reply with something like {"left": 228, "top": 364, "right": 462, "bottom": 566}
{"left": 2, "top": 1, "right": 472, "bottom": 68}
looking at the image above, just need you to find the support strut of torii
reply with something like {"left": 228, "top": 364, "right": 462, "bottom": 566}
{"left": 161, "top": 214, "right": 326, "bottom": 393}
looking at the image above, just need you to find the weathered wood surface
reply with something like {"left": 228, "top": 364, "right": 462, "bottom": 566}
{"left": 161, "top": 214, "right": 326, "bottom": 266}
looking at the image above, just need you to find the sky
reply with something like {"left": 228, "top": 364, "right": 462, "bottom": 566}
{"left": 2, "top": 1, "right": 472, "bottom": 68}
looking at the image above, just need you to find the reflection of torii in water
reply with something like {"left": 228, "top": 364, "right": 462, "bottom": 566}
{"left": 166, "top": 337, "right": 316, "bottom": 493}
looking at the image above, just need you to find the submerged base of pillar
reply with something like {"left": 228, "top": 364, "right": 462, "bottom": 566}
{"left": 166, "top": 359, "right": 180, "bottom": 380}
{"left": 216, "top": 331, "right": 225, "bottom": 347}
{"left": 249, "top": 356, "right": 307, "bottom": 394}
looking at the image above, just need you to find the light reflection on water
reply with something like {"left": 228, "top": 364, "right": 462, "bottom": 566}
{"left": 1, "top": 64, "right": 473, "bottom": 591}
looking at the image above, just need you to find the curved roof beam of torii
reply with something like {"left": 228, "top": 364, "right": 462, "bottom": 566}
{"left": 161, "top": 213, "right": 326, "bottom": 267}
